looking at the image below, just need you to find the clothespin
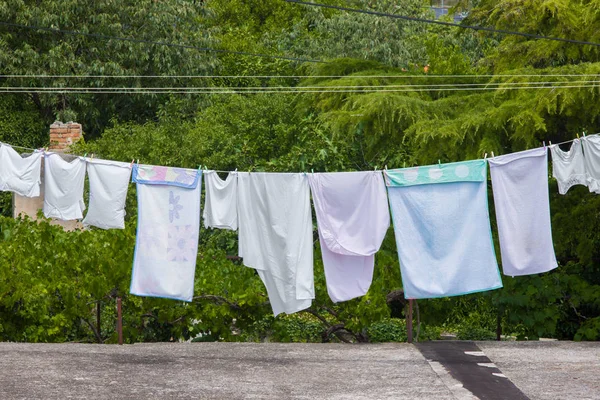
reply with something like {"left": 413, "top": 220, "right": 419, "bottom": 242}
{"left": 136, "top": 159, "right": 139, "bottom": 165}
{"left": 583, "top": 131, "right": 587, "bottom": 137}
{"left": 491, "top": 151, "right": 495, "bottom": 158}
{"left": 549, "top": 141, "right": 552, "bottom": 146}
{"left": 384, "top": 165, "right": 388, "bottom": 170}
{"left": 374, "top": 165, "right": 378, "bottom": 171}
{"left": 438, "top": 159, "right": 441, "bottom": 166}
{"left": 484, "top": 153, "right": 488, "bottom": 159}
{"left": 403, "top": 162, "right": 406, "bottom": 168}
{"left": 577, "top": 133, "right": 580, "bottom": 138}
{"left": 543, "top": 141, "right": 546, "bottom": 149}
{"left": 83, "top": 153, "right": 87, "bottom": 159}
{"left": 91, "top": 153, "right": 94, "bottom": 160}
{"left": 130, "top": 158, "right": 135, "bottom": 168}
{"left": 311, "top": 169, "right": 314, "bottom": 174}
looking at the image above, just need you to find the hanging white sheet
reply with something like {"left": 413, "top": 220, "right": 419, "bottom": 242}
{"left": 308, "top": 171, "right": 389, "bottom": 302}
{"left": 0, "top": 144, "right": 42, "bottom": 198}
{"left": 237, "top": 172, "right": 314, "bottom": 316}
{"left": 43, "top": 153, "right": 87, "bottom": 220}
{"left": 386, "top": 160, "right": 502, "bottom": 299}
{"left": 83, "top": 159, "right": 132, "bottom": 230}
{"left": 203, "top": 170, "right": 238, "bottom": 230}
{"left": 130, "top": 164, "right": 202, "bottom": 302}
{"left": 489, "top": 148, "right": 558, "bottom": 276}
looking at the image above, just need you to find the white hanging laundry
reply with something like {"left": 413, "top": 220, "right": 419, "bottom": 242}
{"left": 580, "top": 135, "right": 600, "bottom": 193}
{"left": 82, "top": 159, "right": 132, "bottom": 230}
{"left": 0, "top": 144, "right": 43, "bottom": 197}
{"left": 550, "top": 140, "right": 587, "bottom": 194}
{"left": 386, "top": 160, "right": 502, "bottom": 299}
{"left": 43, "top": 153, "right": 87, "bottom": 220}
{"left": 489, "top": 148, "right": 558, "bottom": 276}
{"left": 237, "top": 172, "right": 314, "bottom": 316}
{"left": 308, "top": 171, "right": 389, "bottom": 302}
{"left": 203, "top": 170, "right": 238, "bottom": 230}
{"left": 130, "top": 164, "right": 201, "bottom": 302}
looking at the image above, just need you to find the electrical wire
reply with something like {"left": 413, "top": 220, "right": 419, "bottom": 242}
{"left": 0, "top": 84, "right": 598, "bottom": 94}
{"left": 1, "top": 80, "right": 597, "bottom": 91}
{"left": 0, "top": 21, "right": 325, "bottom": 64}
{"left": 285, "top": 0, "right": 600, "bottom": 48}
{"left": 2, "top": 74, "right": 600, "bottom": 79}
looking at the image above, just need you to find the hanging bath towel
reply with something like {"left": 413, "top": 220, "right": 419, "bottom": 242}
{"left": 386, "top": 160, "right": 502, "bottom": 299}
{"left": 0, "top": 144, "right": 42, "bottom": 197}
{"left": 203, "top": 170, "right": 238, "bottom": 230}
{"left": 130, "top": 164, "right": 201, "bottom": 302}
{"left": 550, "top": 140, "right": 587, "bottom": 194}
{"left": 43, "top": 153, "right": 87, "bottom": 220}
{"left": 489, "top": 148, "right": 558, "bottom": 276}
{"left": 308, "top": 171, "right": 389, "bottom": 302}
{"left": 83, "top": 159, "right": 132, "bottom": 230}
{"left": 581, "top": 135, "right": 600, "bottom": 193}
{"left": 237, "top": 172, "right": 314, "bottom": 316}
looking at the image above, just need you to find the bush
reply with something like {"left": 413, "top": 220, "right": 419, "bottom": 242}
{"left": 367, "top": 318, "right": 408, "bottom": 342}
{"left": 456, "top": 326, "right": 496, "bottom": 341}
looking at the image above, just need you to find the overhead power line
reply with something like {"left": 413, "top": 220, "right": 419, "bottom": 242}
{"left": 285, "top": 0, "right": 600, "bottom": 48}
{"left": 1, "top": 80, "right": 598, "bottom": 91}
{"left": 1, "top": 74, "right": 600, "bottom": 79}
{"left": 0, "top": 21, "right": 325, "bottom": 64}
{"left": 1, "top": 84, "right": 598, "bottom": 94}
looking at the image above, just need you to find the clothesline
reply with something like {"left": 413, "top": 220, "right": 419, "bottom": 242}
{"left": 4, "top": 132, "right": 598, "bottom": 175}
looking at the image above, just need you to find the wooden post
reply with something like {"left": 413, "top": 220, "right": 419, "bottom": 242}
{"left": 117, "top": 297, "right": 123, "bottom": 345}
{"left": 96, "top": 302, "right": 101, "bottom": 343}
{"left": 407, "top": 299, "right": 413, "bottom": 343}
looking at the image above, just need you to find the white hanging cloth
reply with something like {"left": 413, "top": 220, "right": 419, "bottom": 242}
{"left": 130, "top": 164, "right": 202, "bottom": 302}
{"left": 237, "top": 172, "right": 314, "bottom": 316}
{"left": 203, "top": 170, "right": 238, "bottom": 230}
{"left": 308, "top": 171, "right": 389, "bottom": 302}
{"left": 0, "top": 144, "right": 42, "bottom": 197}
{"left": 580, "top": 135, "right": 600, "bottom": 193}
{"left": 489, "top": 148, "right": 558, "bottom": 276}
{"left": 43, "top": 153, "right": 87, "bottom": 220}
{"left": 82, "top": 159, "right": 132, "bottom": 230}
{"left": 386, "top": 160, "right": 502, "bottom": 299}
{"left": 550, "top": 140, "right": 587, "bottom": 194}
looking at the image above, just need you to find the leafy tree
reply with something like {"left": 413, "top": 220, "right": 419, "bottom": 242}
{"left": 0, "top": 0, "right": 218, "bottom": 136}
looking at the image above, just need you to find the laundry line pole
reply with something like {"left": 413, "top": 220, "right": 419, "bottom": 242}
{"left": 407, "top": 299, "right": 413, "bottom": 343}
{"left": 117, "top": 297, "right": 123, "bottom": 345}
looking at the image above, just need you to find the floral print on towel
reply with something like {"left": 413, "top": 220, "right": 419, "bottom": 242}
{"left": 167, "top": 225, "right": 197, "bottom": 262}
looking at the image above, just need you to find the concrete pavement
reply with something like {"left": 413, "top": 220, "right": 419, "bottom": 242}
{"left": 0, "top": 341, "right": 598, "bottom": 399}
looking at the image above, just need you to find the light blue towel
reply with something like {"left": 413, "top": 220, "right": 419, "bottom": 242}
{"left": 130, "top": 164, "right": 202, "bottom": 302}
{"left": 385, "top": 160, "right": 502, "bottom": 299}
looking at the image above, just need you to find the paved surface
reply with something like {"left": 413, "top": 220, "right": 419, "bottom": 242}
{"left": 478, "top": 341, "right": 600, "bottom": 400}
{"left": 0, "top": 341, "right": 598, "bottom": 399}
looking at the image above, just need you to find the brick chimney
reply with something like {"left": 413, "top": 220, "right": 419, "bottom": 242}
{"left": 13, "top": 121, "right": 83, "bottom": 231}
{"left": 49, "top": 121, "right": 82, "bottom": 151}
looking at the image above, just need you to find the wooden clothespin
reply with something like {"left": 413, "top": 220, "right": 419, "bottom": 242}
{"left": 491, "top": 151, "right": 495, "bottom": 158}
{"left": 484, "top": 153, "right": 488, "bottom": 159}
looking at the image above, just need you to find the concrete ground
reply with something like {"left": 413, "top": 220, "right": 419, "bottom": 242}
{"left": 0, "top": 341, "right": 598, "bottom": 399}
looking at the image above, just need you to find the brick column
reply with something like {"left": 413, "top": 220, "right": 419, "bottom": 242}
{"left": 49, "top": 121, "right": 82, "bottom": 151}
{"left": 13, "top": 121, "right": 83, "bottom": 231}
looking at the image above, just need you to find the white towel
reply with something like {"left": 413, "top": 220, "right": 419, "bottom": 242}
{"left": 386, "top": 160, "right": 502, "bottom": 299}
{"left": 203, "top": 171, "right": 238, "bottom": 230}
{"left": 550, "top": 140, "right": 587, "bottom": 194}
{"left": 581, "top": 135, "right": 600, "bottom": 193}
{"left": 82, "top": 159, "right": 132, "bottom": 230}
{"left": 0, "top": 144, "right": 42, "bottom": 197}
{"left": 308, "top": 171, "right": 389, "bottom": 302}
{"left": 43, "top": 153, "right": 87, "bottom": 220}
{"left": 237, "top": 172, "right": 314, "bottom": 316}
{"left": 130, "top": 164, "right": 202, "bottom": 302}
{"left": 489, "top": 148, "right": 558, "bottom": 276}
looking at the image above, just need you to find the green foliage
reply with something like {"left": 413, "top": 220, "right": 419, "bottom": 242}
{"left": 0, "top": 0, "right": 218, "bottom": 136}
{"left": 456, "top": 326, "right": 496, "bottom": 341}
{"left": 367, "top": 318, "right": 408, "bottom": 343}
